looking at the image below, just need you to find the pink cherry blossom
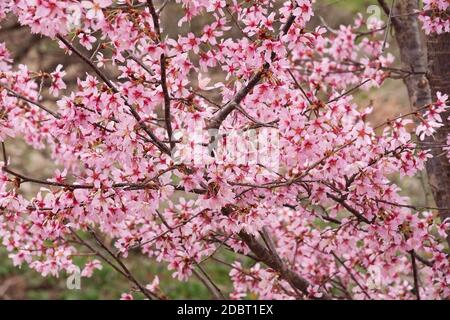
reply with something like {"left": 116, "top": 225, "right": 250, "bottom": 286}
{"left": 420, "top": 0, "right": 450, "bottom": 34}
{"left": 82, "top": 0, "right": 112, "bottom": 21}
{"left": 81, "top": 259, "right": 102, "bottom": 277}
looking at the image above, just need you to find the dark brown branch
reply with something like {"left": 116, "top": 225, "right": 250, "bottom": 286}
{"left": 108, "top": 3, "right": 146, "bottom": 11}
{"left": 239, "top": 231, "right": 330, "bottom": 299}
{"left": 374, "top": 198, "right": 450, "bottom": 211}
{"left": 147, "top": 0, "right": 162, "bottom": 40}
{"left": 327, "top": 79, "right": 371, "bottom": 104}
{"left": 287, "top": 69, "right": 313, "bottom": 105}
{"left": 412, "top": 251, "right": 433, "bottom": 268}
{"left": 206, "top": 7, "right": 298, "bottom": 130}
{"left": 57, "top": 35, "right": 115, "bottom": 89}
{"left": 155, "top": 209, "right": 224, "bottom": 299}
{"left": 86, "top": 226, "right": 159, "bottom": 300}
{"left": 69, "top": 228, "right": 164, "bottom": 300}
{"left": 355, "top": 26, "right": 387, "bottom": 40}
{"left": 207, "top": 71, "right": 266, "bottom": 129}
{"left": 410, "top": 251, "right": 421, "bottom": 300}
{"left": 1, "top": 85, "right": 60, "bottom": 118}
{"left": 69, "top": 228, "right": 128, "bottom": 278}
{"left": 2, "top": 166, "right": 176, "bottom": 191}
{"left": 192, "top": 268, "right": 224, "bottom": 300}
{"left": 1, "top": 142, "right": 7, "bottom": 167}
{"left": 159, "top": 55, "right": 174, "bottom": 150}
{"left": 56, "top": 35, "right": 170, "bottom": 155}
{"left": 129, "top": 210, "right": 207, "bottom": 250}
{"left": 128, "top": 54, "right": 155, "bottom": 76}
{"left": 147, "top": 0, "right": 174, "bottom": 150}
{"left": 326, "top": 193, "right": 371, "bottom": 224}
{"left": 331, "top": 251, "right": 371, "bottom": 300}
{"left": 378, "top": 0, "right": 391, "bottom": 15}
{"left": 377, "top": 0, "right": 401, "bottom": 29}
{"left": 2, "top": 167, "right": 93, "bottom": 189}
{"left": 381, "top": 0, "right": 396, "bottom": 52}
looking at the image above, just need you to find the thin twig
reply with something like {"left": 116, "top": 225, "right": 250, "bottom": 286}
{"left": 1, "top": 85, "right": 60, "bottom": 118}
{"left": 410, "top": 251, "right": 421, "bottom": 300}
{"left": 327, "top": 79, "right": 371, "bottom": 104}
{"left": 381, "top": 0, "right": 396, "bottom": 52}
{"left": 1, "top": 142, "right": 7, "bottom": 166}
{"left": 155, "top": 209, "right": 225, "bottom": 299}
{"left": 287, "top": 69, "right": 313, "bottom": 105}
{"left": 207, "top": 6, "right": 298, "bottom": 130}
{"left": 331, "top": 251, "right": 372, "bottom": 300}
{"left": 87, "top": 226, "right": 158, "bottom": 300}
{"left": 56, "top": 35, "right": 170, "bottom": 154}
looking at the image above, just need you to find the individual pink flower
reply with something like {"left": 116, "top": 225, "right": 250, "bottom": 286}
{"left": 78, "top": 32, "right": 96, "bottom": 50}
{"left": 81, "top": 259, "right": 102, "bottom": 277}
{"left": 82, "top": 0, "right": 112, "bottom": 21}
{"left": 49, "top": 64, "right": 66, "bottom": 97}
{"left": 120, "top": 293, "right": 134, "bottom": 300}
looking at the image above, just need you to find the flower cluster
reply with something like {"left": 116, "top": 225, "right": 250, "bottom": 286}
{"left": 420, "top": 0, "right": 450, "bottom": 34}
{"left": 416, "top": 92, "right": 449, "bottom": 140}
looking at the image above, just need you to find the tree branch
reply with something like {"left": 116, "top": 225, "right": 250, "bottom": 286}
{"left": 326, "top": 193, "right": 371, "bottom": 224}
{"left": 86, "top": 226, "right": 160, "bottom": 300}
{"left": 69, "top": 227, "right": 163, "bottom": 299}
{"left": 206, "top": 7, "right": 298, "bottom": 130}
{"left": 239, "top": 230, "right": 330, "bottom": 299}
{"left": 147, "top": 0, "right": 175, "bottom": 150}
{"left": 0, "top": 85, "right": 60, "bottom": 118}
{"left": 410, "top": 250, "right": 421, "bottom": 300}
{"left": 331, "top": 251, "right": 371, "bottom": 300}
{"left": 1, "top": 142, "right": 7, "bottom": 166}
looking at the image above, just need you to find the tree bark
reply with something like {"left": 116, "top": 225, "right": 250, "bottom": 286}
{"left": 389, "top": 1, "right": 431, "bottom": 109}
{"left": 239, "top": 231, "right": 330, "bottom": 299}
{"left": 425, "top": 18, "right": 450, "bottom": 247}
{"left": 386, "top": 0, "right": 450, "bottom": 246}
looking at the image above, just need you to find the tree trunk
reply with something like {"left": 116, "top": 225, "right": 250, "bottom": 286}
{"left": 425, "top": 17, "right": 450, "bottom": 247}
{"left": 390, "top": 1, "right": 432, "bottom": 109}
{"left": 387, "top": 0, "right": 450, "bottom": 246}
